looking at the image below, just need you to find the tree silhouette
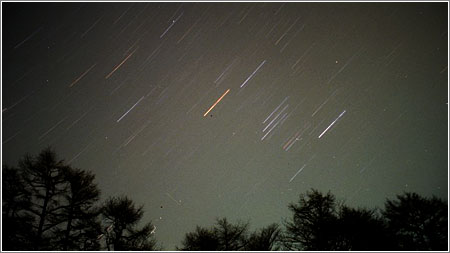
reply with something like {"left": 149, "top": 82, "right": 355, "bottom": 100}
{"left": 3, "top": 148, "right": 448, "bottom": 251}
{"left": 19, "top": 147, "right": 69, "bottom": 249}
{"left": 283, "top": 189, "right": 448, "bottom": 251}
{"left": 335, "top": 206, "right": 393, "bottom": 250}
{"left": 178, "top": 226, "right": 220, "bottom": 250}
{"left": 383, "top": 192, "right": 448, "bottom": 250}
{"left": 53, "top": 167, "right": 101, "bottom": 250}
{"left": 100, "top": 196, "right": 157, "bottom": 250}
{"left": 244, "top": 223, "right": 281, "bottom": 251}
{"left": 3, "top": 148, "right": 103, "bottom": 250}
{"left": 2, "top": 165, "right": 34, "bottom": 250}
{"left": 214, "top": 218, "right": 249, "bottom": 250}
{"left": 179, "top": 217, "right": 249, "bottom": 251}
{"left": 2, "top": 148, "right": 162, "bottom": 250}
{"left": 283, "top": 189, "right": 339, "bottom": 250}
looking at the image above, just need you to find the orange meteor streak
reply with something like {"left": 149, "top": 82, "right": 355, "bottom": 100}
{"left": 69, "top": 63, "right": 97, "bottom": 87}
{"left": 105, "top": 47, "right": 138, "bottom": 79}
{"left": 203, "top": 89, "right": 230, "bottom": 117}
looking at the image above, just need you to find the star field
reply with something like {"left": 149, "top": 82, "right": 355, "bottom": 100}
{"left": 2, "top": 2, "right": 448, "bottom": 249}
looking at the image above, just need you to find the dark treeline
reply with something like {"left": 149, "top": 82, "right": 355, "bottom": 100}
{"left": 3, "top": 148, "right": 157, "bottom": 251}
{"left": 2, "top": 148, "right": 448, "bottom": 251}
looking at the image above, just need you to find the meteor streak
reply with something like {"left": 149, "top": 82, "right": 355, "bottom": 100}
{"left": 160, "top": 12, "right": 184, "bottom": 38}
{"left": 289, "top": 164, "right": 306, "bottom": 183}
{"left": 38, "top": 117, "right": 67, "bottom": 140}
{"left": 289, "top": 154, "right": 316, "bottom": 182}
{"left": 203, "top": 89, "right": 230, "bottom": 117}
{"left": 166, "top": 192, "right": 181, "bottom": 206}
{"left": 105, "top": 47, "right": 138, "bottom": 79}
{"left": 117, "top": 96, "right": 145, "bottom": 122}
{"left": 318, "top": 110, "right": 346, "bottom": 139}
{"left": 240, "top": 60, "right": 267, "bottom": 88}
{"left": 69, "top": 63, "right": 97, "bottom": 87}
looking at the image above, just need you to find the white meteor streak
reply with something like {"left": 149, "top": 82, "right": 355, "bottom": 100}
{"left": 117, "top": 96, "right": 145, "bottom": 123}
{"left": 240, "top": 60, "right": 267, "bottom": 88}
{"left": 160, "top": 12, "right": 184, "bottom": 38}
{"left": 318, "top": 110, "right": 346, "bottom": 139}
{"left": 38, "top": 117, "right": 67, "bottom": 140}
{"left": 289, "top": 164, "right": 307, "bottom": 183}
{"left": 166, "top": 192, "right": 181, "bottom": 206}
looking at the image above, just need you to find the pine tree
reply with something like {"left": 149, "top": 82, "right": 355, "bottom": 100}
{"left": 54, "top": 167, "right": 101, "bottom": 250}
{"left": 101, "top": 196, "right": 157, "bottom": 250}
{"left": 19, "top": 147, "right": 68, "bottom": 249}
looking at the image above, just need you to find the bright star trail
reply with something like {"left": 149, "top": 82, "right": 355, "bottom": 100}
{"left": 318, "top": 110, "right": 347, "bottom": 139}
{"left": 69, "top": 63, "right": 97, "bottom": 87}
{"left": 105, "top": 47, "right": 139, "bottom": 79}
{"left": 289, "top": 164, "right": 307, "bottom": 183}
{"left": 2, "top": 2, "right": 447, "bottom": 250}
{"left": 117, "top": 96, "right": 145, "bottom": 122}
{"left": 203, "top": 88, "right": 230, "bottom": 117}
{"left": 240, "top": 59, "right": 267, "bottom": 88}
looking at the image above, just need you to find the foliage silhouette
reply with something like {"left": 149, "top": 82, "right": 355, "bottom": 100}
{"left": 53, "top": 167, "right": 101, "bottom": 250}
{"left": 213, "top": 218, "right": 249, "bottom": 250}
{"left": 383, "top": 192, "right": 448, "bottom": 250}
{"left": 3, "top": 148, "right": 106, "bottom": 250}
{"left": 101, "top": 195, "right": 157, "bottom": 250}
{"left": 283, "top": 189, "right": 339, "bottom": 250}
{"left": 335, "top": 206, "right": 394, "bottom": 250}
{"left": 2, "top": 165, "right": 35, "bottom": 250}
{"left": 19, "top": 147, "right": 69, "bottom": 249}
{"left": 282, "top": 189, "right": 447, "bottom": 251}
{"left": 244, "top": 223, "right": 281, "bottom": 251}
{"left": 179, "top": 217, "right": 250, "bottom": 251}
{"left": 179, "top": 218, "right": 282, "bottom": 251}
{"left": 178, "top": 226, "right": 220, "bottom": 250}
{"left": 2, "top": 148, "right": 448, "bottom": 251}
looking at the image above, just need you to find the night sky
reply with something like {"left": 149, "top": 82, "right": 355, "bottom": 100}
{"left": 2, "top": 2, "right": 448, "bottom": 250}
